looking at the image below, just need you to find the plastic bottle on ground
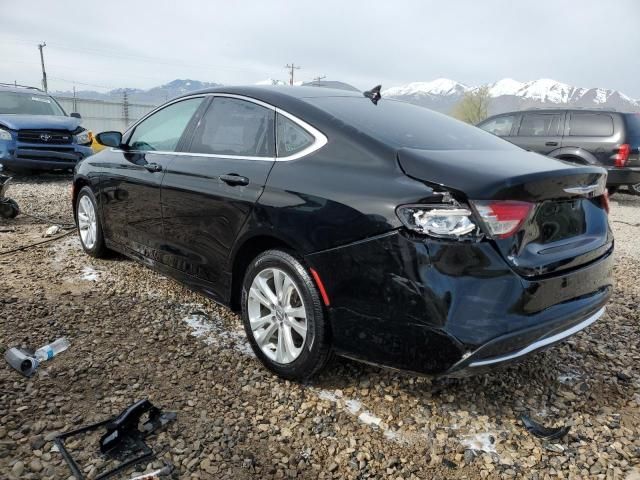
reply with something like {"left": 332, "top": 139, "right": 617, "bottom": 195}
{"left": 34, "top": 338, "right": 70, "bottom": 362}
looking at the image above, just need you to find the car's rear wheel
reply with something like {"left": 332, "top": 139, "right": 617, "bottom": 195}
{"left": 628, "top": 183, "right": 640, "bottom": 196}
{"left": 76, "top": 186, "right": 108, "bottom": 258}
{"left": 607, "top": 186, "right": 619, "bottom": 196}
{"left": 241, "top": 249, "right": 331, "bottom": 380}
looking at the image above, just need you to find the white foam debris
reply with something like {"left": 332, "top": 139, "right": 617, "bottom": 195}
{"left": 181, "top": 307, "right": 253, "bottom": 356}
{"left": 315, "top": 389, "right": 412, "bottom": 444}
{"left": 461, "top": 432, "right": 497, "bottom": 454}
{"left": 81, "top": 266, "right": 100, "bottom": 281}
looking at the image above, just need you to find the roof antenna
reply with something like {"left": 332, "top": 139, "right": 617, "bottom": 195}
{"left": 364, "top": 85, "right": 382, "bottom": 105}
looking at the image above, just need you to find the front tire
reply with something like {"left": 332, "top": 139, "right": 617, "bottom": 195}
{"left": 241, "top": 249, "right": 331, "bottom": 381}
{"left": 75, "top": 186, "right": 108, "bottom": 258}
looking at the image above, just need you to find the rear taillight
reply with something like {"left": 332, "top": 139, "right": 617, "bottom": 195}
{"left": 600, "top": 190, "right": 610, "bottom": 214}
{"left": 472, "top": 200, "right": 534, "bottom": 239}
{"left": 614, "top": 144, "right": 630, "bottom": 167}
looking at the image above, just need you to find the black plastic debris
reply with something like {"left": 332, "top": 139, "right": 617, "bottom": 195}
{"left": 521, "top": 414, "right": 570, "bottom": 441}
{"left": 363, "top": 85, "right": 382, "bottom": 105}
{"left": 55, "top": 400, "right": 176, "bottom": 480}
{"left": 0, "top": 173, "right": 19, "bottom": 219}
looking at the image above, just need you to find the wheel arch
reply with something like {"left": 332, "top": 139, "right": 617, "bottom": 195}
{"left": 548, "top": 147, "right": 599, "bottom": 165}
{"left": 228, "top": 232, "right": 303, "bottom": 311}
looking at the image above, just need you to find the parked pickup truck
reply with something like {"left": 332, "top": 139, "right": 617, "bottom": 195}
{"left": 0, "top": 83, "right": 94, "bottom": 174}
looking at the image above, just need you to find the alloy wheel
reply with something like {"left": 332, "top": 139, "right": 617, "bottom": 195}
{"left": 247, "top": 267, "right": 308, "bottom": 364}
{"left": 77, "top": 195, "right": 97, "bottom": 249}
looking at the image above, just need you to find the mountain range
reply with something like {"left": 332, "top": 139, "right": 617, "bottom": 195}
{"left": 53, "top": 78, "right": 640, "bottom": 114}
{"left": 383, "top": 78, "right": 640, "bottom": 114}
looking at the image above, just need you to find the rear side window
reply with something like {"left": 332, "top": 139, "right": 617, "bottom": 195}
{"left": 128, "top": 98, "right": 203, "bottom": 151}
{"left": 568, "top": 113, "right": 614, "bottom": 136}
{"left": 479, "top": 115, "right": 515, "bottom": 136}
{"left": 517, "top": 113, "right": 562, "bottom": 136}
{"left": 624, "top": 113, "right": 640, "bottom": 138}
{"left": 307, "top": 97, "right": 516, "bottom": 151}
{"left": 189, "top": 97, "right": 275, "bottom": 157}
{"left": 276, "top": 113, "right": 314, "bottom": 157}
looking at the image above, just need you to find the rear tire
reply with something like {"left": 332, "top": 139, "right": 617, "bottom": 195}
{"left": 628, "top": 183, "right": 640, "bottom": 196}
{"left": 607, "top": 186, "right": 619, "bottom": 196}
{"left": 241, "top": 249, "right": 331, "bottom": 381}
{"left": 75, "top": 187, "right": 108, "bottom": 258}
{"left": 0, "top": 199, "right": 19, "bottom": 219}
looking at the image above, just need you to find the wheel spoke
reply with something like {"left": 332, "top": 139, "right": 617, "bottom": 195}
{"left": 249, "top": 286, "right": 272, "bottom": 309}
{"left": 275, "top": 328, "right": 287, "bottom": 363}
{"left": 254, "top": 321, "right": 278, "bottom": 347}
{"left": 250, "top": 313, "right": 273, "bottom": 330}
{"left": 256, "top": 276, "right": 278, "bottom": 306}
{"left": 273, "top": 269, "right": 285, "bottom": 301}
{"left": 289, "top": 319, "right": 307, "bottom": 338}
{"left": 285, "top": 305, "right": 305, "bottom": 318}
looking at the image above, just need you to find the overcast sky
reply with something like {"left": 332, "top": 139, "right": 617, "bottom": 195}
{"left": 1, "top": 0, "right": 639, "bottom": 97}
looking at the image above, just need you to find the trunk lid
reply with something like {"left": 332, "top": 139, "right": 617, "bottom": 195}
{"left": 398, "top": 148, "right": 612, "bottom": 277}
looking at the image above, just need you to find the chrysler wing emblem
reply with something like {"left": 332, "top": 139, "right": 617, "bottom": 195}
{"left": 40, "top": 133, "right": 52, "bottom": 142}
{"left": 563, "top": 184, "right": 599, "bottom": 196}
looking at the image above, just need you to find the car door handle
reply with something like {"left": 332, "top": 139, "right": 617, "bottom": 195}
{"left": 545, "top": 141, "right": 559, "bottom": 147}
{"left": 143, "top": 163, "right": 163, "bottom": 173}
{"left": 220, "top": 174, "right": 249, "bottom": 186}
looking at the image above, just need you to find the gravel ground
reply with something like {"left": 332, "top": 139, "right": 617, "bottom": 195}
{"left": 1, "top": 174, "right": 639, "bottom": 480}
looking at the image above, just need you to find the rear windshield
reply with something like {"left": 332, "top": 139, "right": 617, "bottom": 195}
{"left": 306, "top": 97, "right": 517, "bottom": 151}
{"left": 624, "top": 113, "right": 640, "bottom": 138}
{"left": 0, "top": 91, "right": 66, "bottom": 116}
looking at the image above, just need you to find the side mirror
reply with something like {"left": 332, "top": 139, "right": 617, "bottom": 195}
{"left": 70, "top": 112, "right": 82, "bottom": 119}
{"left": 95, "top": 131, "right": 123, "bottom": 148}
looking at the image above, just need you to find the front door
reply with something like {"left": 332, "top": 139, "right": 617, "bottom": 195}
{"left": 160, "top": 96, "right": 276, "bottom": 297}
{"left": 100, "top": 96, "right": 204, "bottom": 260}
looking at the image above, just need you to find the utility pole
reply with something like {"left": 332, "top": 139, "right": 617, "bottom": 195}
{"left": 73, "top": 86, "right": 77, "bottom": 113}
{"left": 312, "top": 75, "right": 326, "bottom": 86}
{"left": 123, "top": 90, "right": 130, "bottom": 126}
{"left": 38, "top": 42, "right": 48, "bottom": 92}
{"left": 285, "top": 63, "right": 301, "bottom": 85}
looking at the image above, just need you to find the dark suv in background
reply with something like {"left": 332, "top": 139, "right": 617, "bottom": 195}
{"left": 478, "top": 109, "right": 640, "bottom": 195}
{"left": 0, "top": 84, "right": 94, "bottom": 174}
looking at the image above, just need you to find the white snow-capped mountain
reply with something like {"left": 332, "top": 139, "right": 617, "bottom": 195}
{"left": 384, "top": 78, "right": 640, "bottom": 115}
{"left": 383, "top": 78, "right": 470, "bottom": 97}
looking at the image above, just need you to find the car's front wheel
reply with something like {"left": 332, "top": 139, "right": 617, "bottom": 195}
{"left": 76, "top": 186, "right": 108, "bottom": 258}
{"left": 241, "top": 249, "right": 331, "bottom": 380}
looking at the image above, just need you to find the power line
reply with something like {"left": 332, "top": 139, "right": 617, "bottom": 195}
{"left": 285, "top": 63, "right": 301, "bottom": 85}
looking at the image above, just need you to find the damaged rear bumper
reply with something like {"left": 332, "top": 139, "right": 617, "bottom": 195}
{"left": 306, "top": 230, "right": 613, "bottom": 376}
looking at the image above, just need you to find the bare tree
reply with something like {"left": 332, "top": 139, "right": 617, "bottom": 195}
{"left": 452, "top": 86, "right": 490, "bottom": 124}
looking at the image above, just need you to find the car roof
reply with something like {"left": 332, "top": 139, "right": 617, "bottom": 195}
{"left": 0, "top": 84, "right": 47, "bottom": 95}
{"left": 173, "top": 85, "right": 364, "bottom": 111}
{"left": 491, "top": 108, "right": 623, "bottom": 116}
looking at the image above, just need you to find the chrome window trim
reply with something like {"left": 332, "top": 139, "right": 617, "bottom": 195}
{"left": 117, "top": 92, "right": 327, "bottom": 162}
{"left": 469, "top": 307, "right": 605, "bottom": 367}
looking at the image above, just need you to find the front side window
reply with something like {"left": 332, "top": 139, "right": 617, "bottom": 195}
{"left": 479, "top": 115, "right": 515, "bottom": 137}
{"left": 276, "top": 113, "right": 315, "bottom": 156}
{"left": 569, "top": 113, "right": 614, "bottom": 137}
{"left": 0, "top": 91, "right": 65, "bottom": 116}
{"left": 128, "top": 97, "right": 203, "bottom": 152}
{"left": 189, "top": 97, "right": 275, "bottom": 157}
{"left": 517, "top": 113, "right": 562, "bottom": 136}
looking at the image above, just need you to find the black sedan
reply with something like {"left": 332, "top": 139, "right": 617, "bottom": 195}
{"left": 73, "top": 86, "right": 613, "bottom": 380}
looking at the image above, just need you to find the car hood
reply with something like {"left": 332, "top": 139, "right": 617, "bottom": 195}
{"left": 397, "top": 148, "right": 607, "bottom": 201}
{"left": 0, "top": 114, "right": 81, "bottom": 131}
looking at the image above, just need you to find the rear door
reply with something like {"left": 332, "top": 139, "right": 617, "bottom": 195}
{"left": 510, "top": 111, "right": 565, "bottom": 154}
{"left": 100, "top": 96, "right": 204, "bottom": 260}
{"left": 160, "top": 96, "right": 276, "bottom": 296}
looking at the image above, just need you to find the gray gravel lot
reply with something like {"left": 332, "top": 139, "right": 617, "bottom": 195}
{"left": 1, "top": 174, "right": 639, "bottom": 479}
